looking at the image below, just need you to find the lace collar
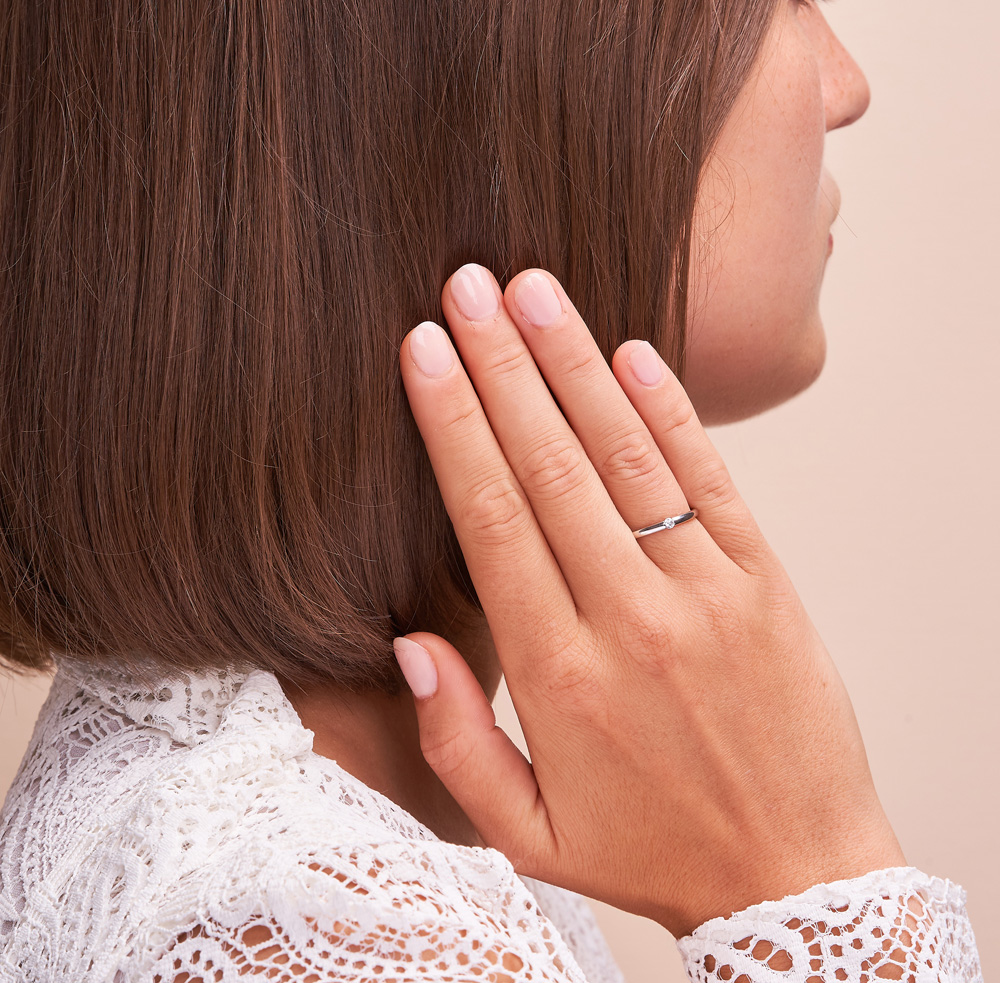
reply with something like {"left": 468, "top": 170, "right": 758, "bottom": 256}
{"left": 49, "top": 655, "right": 474, "bottom": 848}
{"left": 51, "top": 654, "right": 315, "bottom": 758}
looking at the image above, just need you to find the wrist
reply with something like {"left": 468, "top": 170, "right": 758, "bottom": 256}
{"left": 659, "top": 808, "right": 905, "bottom": 938}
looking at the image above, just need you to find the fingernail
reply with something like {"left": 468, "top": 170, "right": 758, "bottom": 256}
{"left": 628, "top": 341, "right": 663, "bottom": 387}
{"left": 393, "top": 637, "right": 438, "bottom": 699}
{"left": 451, "top": 264, "right": 499, "bottom": 321}
{"left": 409, "top": 321, "right": 454, "bottom": 378}
{"left": 514, "top": 272, "right": 563, "bottom": 327}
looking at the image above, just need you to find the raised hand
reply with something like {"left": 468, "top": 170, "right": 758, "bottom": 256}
{"left": 396, "top": 264, "right": 904, "bottom": 938}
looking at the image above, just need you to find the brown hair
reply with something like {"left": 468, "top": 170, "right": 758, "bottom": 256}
{"left": 0, "top": 0, "right": 779, "bottom": 694}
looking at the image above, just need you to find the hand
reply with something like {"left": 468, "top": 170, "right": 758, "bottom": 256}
{"left": 396, "top": 264, "right": 905, "bottom": 938}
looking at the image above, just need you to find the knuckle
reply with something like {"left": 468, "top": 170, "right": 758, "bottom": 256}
{"left": 612, "top": 596, "right": 677, "bottom": 663}
{"left": 543, "top": 630, "right": 594, "bottom": 685}
{"left": 481, "top": 339, "right": 534, "bottom": 381}
{"left": 519, "top": 624, "right": 605, "bottom": 705}
{"left": 542, "top": 645, "right": 607, "bottom": 707}
{"left": 690, "top": 572, "right": 764, "bottom": 655}
{"left": 460, "top": 472, "right": 530, "bottom": 544}
{"left": 516, "top": 437, "right": 588, "bottom": 502}
{"left": 551, "top": 654, "right": 604, "bottom": 706}
{"left": 691, "top": 457, "right": 735, "bottom": 509}
{"left": 559, "top": 347, "right": 600, "bottom": 385}
{"left": 657, "top": 393, "right": 699, "bottom": 439}
{"left": 629, "top": 606, "right": 675, "bottom": 659}
{"left": 437, "top": 397, "right": 482, "bottom": 440}
{"left": 420, "top": 728, "right": 476, "bottom": 781}
{"left": 598, "top": 431, "right": 662, "bottom": 485}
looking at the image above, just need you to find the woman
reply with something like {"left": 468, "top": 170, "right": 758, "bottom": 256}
{"left": 0, "top": 0, "right": 982, "bottom": 979}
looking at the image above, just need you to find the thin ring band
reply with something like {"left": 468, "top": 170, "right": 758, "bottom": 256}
{"left": 632, "top": 508, "right": 699, "bottom": 539}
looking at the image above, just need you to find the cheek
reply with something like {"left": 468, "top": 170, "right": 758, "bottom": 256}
{"left": 682, "top": 25, "right": 829, "bottom": 424}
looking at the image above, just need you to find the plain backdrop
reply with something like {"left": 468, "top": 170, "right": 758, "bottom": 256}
{"left": 1, "top": 0, "right": 997, "bottom": 979}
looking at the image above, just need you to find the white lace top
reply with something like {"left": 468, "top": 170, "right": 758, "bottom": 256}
{"left": 0, "top": 657, "right": 982, "bottom": 982}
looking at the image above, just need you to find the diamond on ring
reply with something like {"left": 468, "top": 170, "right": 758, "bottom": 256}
{"left": 631, "top": 508, "right": 698, "bottom": 539}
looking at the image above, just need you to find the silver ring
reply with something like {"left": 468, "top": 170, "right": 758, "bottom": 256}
{"left": 632, "top": 508, "right": 698, "bottom": 539}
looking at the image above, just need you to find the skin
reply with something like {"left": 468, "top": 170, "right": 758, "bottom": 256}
{"left": 285, "top": 0, "right": 872, "bottom": 854}
{"left": 686, "top": 0, "right": 870, "bottom": 424}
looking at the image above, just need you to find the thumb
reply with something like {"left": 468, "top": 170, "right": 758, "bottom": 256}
{"left": 392, "top": 633, "right": 553, "bottom": 867}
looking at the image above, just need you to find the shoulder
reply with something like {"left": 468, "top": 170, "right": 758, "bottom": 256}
{"left": 139, "top": 836, "right": 609, "bottom": 983}
{"left": 1, "top": 663, "right": 623, "bottom": 982}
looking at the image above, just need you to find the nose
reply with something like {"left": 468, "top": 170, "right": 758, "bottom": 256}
{"left": 817, "top": 21, "right": 872, "bottom": 132}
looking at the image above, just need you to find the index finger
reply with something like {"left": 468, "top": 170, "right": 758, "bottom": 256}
{"left": 399, "top": 320, "right": 578, "bottom": 663}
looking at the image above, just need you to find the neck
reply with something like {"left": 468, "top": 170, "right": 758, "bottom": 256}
{"left": 277, "top": 625, "right": 500, "bottom": 850}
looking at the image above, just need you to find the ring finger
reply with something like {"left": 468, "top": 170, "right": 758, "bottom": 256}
{"left": 498, "top": 269, "right": 722, "bottom": 574}
{"left": 441, "top": 265, "right": 720, "bottom": 585}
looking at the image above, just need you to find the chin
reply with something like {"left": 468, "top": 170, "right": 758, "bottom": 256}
{"left": 687, "top": 318, "right": 827, "bottom": 427}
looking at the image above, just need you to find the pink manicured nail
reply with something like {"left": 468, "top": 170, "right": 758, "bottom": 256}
{"left": 393, "top": 637, "right": 438, "bottom": 699}
{"left": 514, "top": 272, "right": 563, "bottom": 327}
{"left": 628, "top": 341, "right": 664, "bottom": 386}
{"left": 451, "top": 264, "right": 499, "bottom": 320}
{"left": 409, "top": 321, "right": 454, "bottom": 378}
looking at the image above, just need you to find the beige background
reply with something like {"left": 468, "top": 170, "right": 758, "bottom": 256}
{"left": 1, "top": 0, "right": 996, "bottom": 978}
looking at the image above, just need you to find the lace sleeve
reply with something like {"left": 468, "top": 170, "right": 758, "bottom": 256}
{"left": 147, "top": 913, "right": 558, "bottom": 983}
{"left": 676, "top": 867, "right": 982, "bottom": 983}
{"left": 139, "top": 840, "right": 599, "bottom": 983}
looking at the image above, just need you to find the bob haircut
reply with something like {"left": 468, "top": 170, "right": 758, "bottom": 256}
{"left": 1, "top": 0, "right": 780, "bottom": 695}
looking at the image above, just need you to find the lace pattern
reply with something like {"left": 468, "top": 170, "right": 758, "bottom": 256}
{"left": 0, "top": 657, "right": 981, "bottom": 982}
{"left": 0, "top": 659, "right": 622, "bottom": 982}
{"left": 678, "top": 870, "right": 981, "bottom": 983}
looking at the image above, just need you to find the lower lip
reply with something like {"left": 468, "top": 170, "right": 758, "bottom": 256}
{"left": 828, "top": 233, "right": 834, "bottom": 256}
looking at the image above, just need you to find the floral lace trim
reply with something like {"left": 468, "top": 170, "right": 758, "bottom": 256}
{"left": 677, "top": 867, "right": 981, "bottom": 983}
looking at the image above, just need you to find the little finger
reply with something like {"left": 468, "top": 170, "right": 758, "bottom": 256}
{"left": 613, "top": 341, "right": 770, "bottom": 573}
